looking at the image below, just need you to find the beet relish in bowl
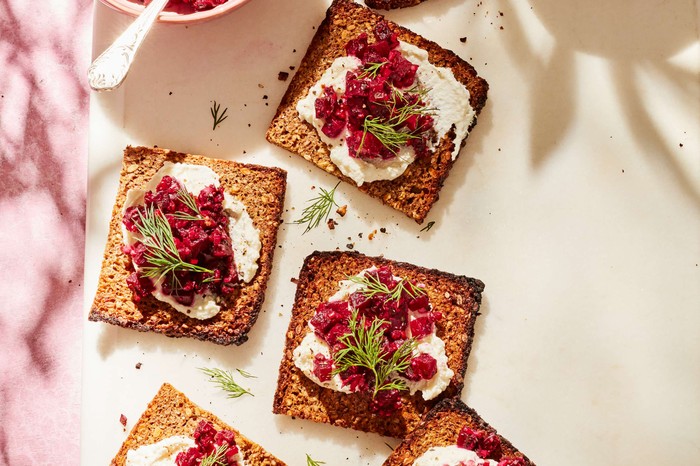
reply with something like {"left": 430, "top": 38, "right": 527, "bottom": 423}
{"left": 100, "top": 0, "right": 253, "bottom": 24}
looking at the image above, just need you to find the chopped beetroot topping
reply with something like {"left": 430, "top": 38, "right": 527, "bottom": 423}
{"left": 497, "top": 457, "right": 528, "bottom": 466}
{"left": 457, "top": 426, "right": 504, "bottom": 461}
{"left": 135, "top": 0, "right": 228, "bottom": 13}
{"left": 175, "top": 421, "right": 240, "bottom": 466}
{"left": 309, "top": 266, "right": 442, "bottom": 416}
{"left": 122, "top": 175, "right": 238, "bottom": 307}
{"left": 457, "top": 426, "right": 503, "bottom": 459}
{"left": 313, "top": 21, "right": 436, "bottom": 161}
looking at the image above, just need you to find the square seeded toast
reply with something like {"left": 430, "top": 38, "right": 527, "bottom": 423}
{"left": 383, "top": 398, "right": 535, "bottom": 465}
{"left": 110, "top": 383, "right": 285, "bottom": 465}
{"left": 266, "top": 0, "right": 488, "bottom": 223}
{"left": 273, "top": 251, "right": 484, "bottom": 438}
{"left": 88, "top": 146, "right": 286, "bottom": 346}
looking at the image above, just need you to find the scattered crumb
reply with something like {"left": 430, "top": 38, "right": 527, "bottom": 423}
{"left": 289, "top": 65, "right": 296, "bottom": 70}
{"left": 327, "top": 219, "right": 337, "bottom": 230}
{"left": 290, "top": 277, "right": 299, "bottom": 284}
{"left": 368, "top": 229, "right": 377, "bottom": 240}
{"left": 459, "top": 37, "right": 467, "bottom": 43}
{"left": 135, "top": 362, "right": 142, "bottom": 369}
{"left": 263, "top": 95, "right": 269, "bottom": 100}
{"left": 679, "top": 143, "right": 684, "bottom": 147}
{"left": 119, "top": 414, "right": 127, "bottom": 430}
{"left": 258, "top": 83, "right": 264, "bottom": 89}
{"left": 622, "top": 169, "right": 625, "bottom": 173}
{"left": 346, "top": 243, "right": 354, "bottom": 250}
{"left": 336, "top": 205, "right": 347, "bottom": 217}
{"left": 278, "top": 71, "right": 289, "bottom": 81}
{"left": 168, "top": 91, "right": 173, "bottom": 95}
{"left": 358, "top": 232, "right": 363, "bottom": 238}
{"left": 380, "top": 227, "right": 387, "bottom": 234}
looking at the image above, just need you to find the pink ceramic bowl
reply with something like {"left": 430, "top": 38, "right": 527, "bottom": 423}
{"left": 99, "top": 0, "right": 253, "bottom": 24}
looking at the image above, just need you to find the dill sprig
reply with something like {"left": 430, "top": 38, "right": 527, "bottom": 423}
{"left": 358, "top": 61, "right": 387, "bottom": 79}
{"left": 135, "top": 205, "right": 214, "bottom": 290}
{"left": 293, "top": 182, "right": 340, "bottom": 234}
{"left": 211, "top": 100, "right": 228, "bottom": 131}
{"left": 172, "top": 187, "right": 204, "bottom": 221}
{"left": 347, "top": 272, "right": 426, "bottom": 302}
{"left": 360, "top": 87, "right": 433, "bottom": 155}
{"left": 200, "top": 443, "right": 229, "bottom": 466}
{"left": 306, "top": 454, "right": 326, "bottom": 466}
{"left": 333, "top": 310, "right": 417, "bottom": 397}
{"left": 200, "top": 367, "right": 254, "bottom": 398}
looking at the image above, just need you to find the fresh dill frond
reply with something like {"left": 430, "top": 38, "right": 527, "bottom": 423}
{"left": 358, "top": 61, "right": 387, "bottom": 79}
{"left": 199, "top": 367, "right": 254, "bottom": 399}
{"left": 346, "top": 272, "right": 426, "bottom": 302}
{"left": 293, "top": 182, "right": 341, "bottom": 234}
{"left": 236, "top": 368, "right": 257, "bottom": 379}
{"left": 211, "top": 100, "right": 228, "bottom": 131}
{"left": 135, "top": 205, "right": 214, "bottom": 290}
{"left": 332, "top": 310, "right": 417, "bottom": 398}
{"left": 306, "top": 454, "right": 326, "bottom": 466}
{"left": 172, "top": 187, "right": 204, "bottom": 221}
{"left": 200, "top": 443, "right": 229, "bottom": 466}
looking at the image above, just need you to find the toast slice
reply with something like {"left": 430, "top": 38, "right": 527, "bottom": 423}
{"left": 383, "top": 398, "right": 535, "bottom": 465}
{"left": 266, "top": 0, "right": 488, "bottom": 223}
{"left": 88, "top": 146, "right": 287, "bottom": 346}
{"left": 365, "top": 0, "right": 428, "bottom": 10}
{"left": 273, "top": 251, "right": 484, "bottom": 438}
{"left": 110, "top": 383, "right": 286, "bottom": 465}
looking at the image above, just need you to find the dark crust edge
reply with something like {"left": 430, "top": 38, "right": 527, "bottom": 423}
{"left": 383, "top": 397, "right": 536, "bottom": 465}
{"left": 365, "top": 0, "right": 428, "bottom": 10}
{"left": 88, "top": 146, "right": 287, "bottom": 346}
{"left": 110, "top": 383, "right": 286, "bottom": 466}
{"left": 273, "top": 250, "right": 484, "bottom": 438}
{"left": 266, "top": 0, "right": 489, "bottom": 224}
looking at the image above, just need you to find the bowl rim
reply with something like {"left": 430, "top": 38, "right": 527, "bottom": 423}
{"left": 98, "top": 0, "right": 253, "bottom": 24}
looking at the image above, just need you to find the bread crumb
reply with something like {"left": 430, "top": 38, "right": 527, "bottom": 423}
{"left": 327, "top": 219, "right": 337, "bottom": 230}
{"left": 368, "top": 229, "right": 377, "bottom": 240}
{"left": 336, "top": 205, "right": 347, "bottom": 217}
{"left": 135, "top": 362, "right": 142, "bottom": 369}
{"left": 459, "top": 37, "right": 467, "bottom": 43}
{"left": 278, "top": 71, "right": 290, "bottom": 81}
{"left": 291, "top": 277, "right": 299, "bottom": 284}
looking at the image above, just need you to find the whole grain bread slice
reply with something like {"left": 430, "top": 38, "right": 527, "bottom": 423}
{"left": 88, "top": 146, "right": 287, "bottom": 346}
{"left": 110, "top": 383, "right": 286, "bottom": 465}
{"left": 266, "top": 0, "right": 488, "bottom": 224}
{"left": 383, "top": 398, "right": 535, "bottom": 465}
{"left": 273, "top": 250, "right": 484, "bottom": 439}
{"left": 365, "top": 0, "right": 428, "bottom": 10}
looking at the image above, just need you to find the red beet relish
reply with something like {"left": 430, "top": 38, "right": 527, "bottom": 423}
{"left": 309, "top": 266, "right": 442, "bottom": 415}
{"left": 122, "top": 175, "right": 238, "bottom": 307}
{"left": 313, "top": 21, "right": 436, "bottom": 161}
{"left": 457, "top": 426, "right": 528, "bottom": 466}
{"left": 133, "top": 0, "right": 228, "bottom": 14}
{"left": 176, "top": 421, "right": 240, "bottom": 466}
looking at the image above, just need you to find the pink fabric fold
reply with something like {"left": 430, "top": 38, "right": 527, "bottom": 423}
{"left": 0, "top": 0, "right": 92, "bottom": 463}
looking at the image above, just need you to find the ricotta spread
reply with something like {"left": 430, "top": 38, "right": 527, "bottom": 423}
{"left": 125, "top": 435, "right": 195, "bottom": 466}
{"left": 412, "top": 445, "right": 498, "bottom": 466}
{"left": 297, "top": 41, "right": 474, "bottom": 186}
{"left": 122, "top": 162, "right": 261, "bottom": 319}
{"left": 293, "top": 268, "right": 453, "bottom": 401}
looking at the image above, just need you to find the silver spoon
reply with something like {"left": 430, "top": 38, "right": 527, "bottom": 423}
{"left": 88, "top": 0, "right": 169, "bottom": 91}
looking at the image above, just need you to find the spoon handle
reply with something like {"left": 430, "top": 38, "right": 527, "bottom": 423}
{"left": 88, "top": 0, "right": 170, "bottom": 91}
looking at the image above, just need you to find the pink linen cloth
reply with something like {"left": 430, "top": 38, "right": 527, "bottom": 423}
{"left": 0, "top": 0, "right": 92, "bottom": 463}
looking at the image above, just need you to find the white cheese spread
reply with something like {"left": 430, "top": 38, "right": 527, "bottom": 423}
{"left": 122, "top": 162, "right": 261, "bottom": 320}
{"left": 412, "top": 445, "right": 498, "bottom": 466}
{"left": 296, "top": 41, "right": 474, "bottom": 186}
{"left": 292, "top": 269, "right": 453, "bottom": 400}
{"left": 125, "top": 434, "right": 247, "bottom": 466}
{"left": 125, "top": 435, "right": 194, "bottom": 466}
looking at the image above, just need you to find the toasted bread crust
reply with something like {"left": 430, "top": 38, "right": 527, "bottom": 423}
{"left": 273, "top": 251, "right": 484, "bottom": 438}
{"left": 383, "top": 398, "right": 535, "bottom": 465}
{"left": 365, "top": 0, "right": 428, "bottom": 10}
{"left": 88, "top": 146, "right": 287, "bottom": 346}
{"left": 266, "top": 0, "right": 488, "bottom": 223}
{"left": 110, "top": 383, "right": 285, "bottom": 465}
